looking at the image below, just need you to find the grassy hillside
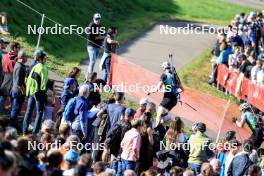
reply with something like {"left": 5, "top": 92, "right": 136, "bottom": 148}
{"left": 178, "top": 48, "right": 240, "bottom": 105}
{"left": 1, "top": 0, "right": 256, "bottom": 76}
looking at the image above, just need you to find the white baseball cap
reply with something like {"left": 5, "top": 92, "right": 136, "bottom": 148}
{"left": 93, "top": 13, "right": 101, "bottom": 20}
{"left": 139, "top": 98, "right": 149, "bottom": 105}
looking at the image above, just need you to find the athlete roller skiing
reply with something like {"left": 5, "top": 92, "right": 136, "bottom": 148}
{"left": 147, "top": 54, "right": 184, "bottom": 126}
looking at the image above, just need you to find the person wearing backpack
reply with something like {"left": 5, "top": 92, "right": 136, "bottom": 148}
{"left": 70, "top": 84, "right": 91, "bottom": 140}
{"left": 91, "top": 97, "right": 115, "bottom": 162}
{"left": 22, "top": 51, "right": 48, "bottom": 135}
{"left": 97, "top": 92, "right": 126, "bottom": 131}
{"left": 232, "top": 103, "right": 263, "bottom": 148}
{"left": 102, "top": 108, "right": 135, "bottom": 175}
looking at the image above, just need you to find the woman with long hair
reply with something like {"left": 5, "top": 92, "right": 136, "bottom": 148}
{"left": 138, "top": 112, "right": 154, "bottom": 174}
{"left": 165, "top": 116, "right": 185, "bottom": 149}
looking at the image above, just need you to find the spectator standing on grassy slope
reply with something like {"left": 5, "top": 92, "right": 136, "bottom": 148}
{"left": 9, "top": 51, "right": 28, "bottom": 127}
{"left": 86, "top": 13, "right": 104, "bottom": 79}
{"left": 0, "top": 42, "right": 20, "bottom": 113}
{"left": 100, "top": 27, "right": 119, "bottom": 84}
{"left": 23, "top": 51, "right": 48, "bottom": 135}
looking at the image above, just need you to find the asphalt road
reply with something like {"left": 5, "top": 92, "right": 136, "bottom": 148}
{"left": 226, "top": 0, "right": 264, "bottom": 9}
{"left": 117, "top": 21, "right": 217, "bottom": 74}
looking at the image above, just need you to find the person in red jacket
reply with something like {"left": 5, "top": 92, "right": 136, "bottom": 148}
{"left": 0, "top": 42, "right": 20, "bottom": 113}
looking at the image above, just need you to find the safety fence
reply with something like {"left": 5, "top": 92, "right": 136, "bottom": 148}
{"left": 217, "top": 64, "right": 264, "bottom": 112}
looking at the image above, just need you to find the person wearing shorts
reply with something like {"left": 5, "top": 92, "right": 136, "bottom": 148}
{"left": 147, "top": 61, "right": 183, "bottom": 126}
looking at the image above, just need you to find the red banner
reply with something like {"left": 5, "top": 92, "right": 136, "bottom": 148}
{"left": 217, "top": 64, "right": 264, "bottom": 112}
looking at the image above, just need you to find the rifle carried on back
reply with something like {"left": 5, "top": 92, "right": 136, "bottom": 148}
{"left": 168, "top": 54, "right": 184, "bottom": 92}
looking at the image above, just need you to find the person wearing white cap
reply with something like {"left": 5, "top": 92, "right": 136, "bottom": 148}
{"left": 147, "top": 61, "right": 183, "bottom": 126}
{"left": 86, "top": 13, "right": 104, "bottom": 79}
{"left": 134, "top": 98, "right": 149, "bottom": 119}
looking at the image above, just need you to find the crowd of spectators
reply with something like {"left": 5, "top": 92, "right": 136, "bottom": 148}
{"left": 0, "top": 10, "right": 263, "bottom": 176}
{"left": 209, "top": 11, "right": 264, "bottom": 87}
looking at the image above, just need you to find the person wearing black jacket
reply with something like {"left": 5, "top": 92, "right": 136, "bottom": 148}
{"left": 9, "top": 51, "right": 28, "bottom": 127}
{"left": 86, "top": 13, "right": 104, "bottom": 79}
{"left": 102, "top": 108, "right": 135, "bottom": 176}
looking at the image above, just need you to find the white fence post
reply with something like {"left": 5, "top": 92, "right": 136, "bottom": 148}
{"left": 36, "top": 13, "right": 45, "bottom": 50}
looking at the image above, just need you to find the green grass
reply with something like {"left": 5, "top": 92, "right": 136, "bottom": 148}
{"left": 171, "top": 0, "right": 257, "bottom": 24}
{"left": 178, "top": 48, "right": 240, "bottom": 105}
{"left": 1, "top": 0, "right": 254, "bottom": 109}
{"left": 1, "top": 0, "right": 257, "bottom": 76}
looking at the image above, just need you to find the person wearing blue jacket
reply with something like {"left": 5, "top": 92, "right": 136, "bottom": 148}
{"left": 227, "top": 140, "right": 254, "bottom": 176}
{"left": 71, "top": 84, "right": 90, "bottom": 140}
{"left": 60, "top": 78, "right": 77, "bottom": 111}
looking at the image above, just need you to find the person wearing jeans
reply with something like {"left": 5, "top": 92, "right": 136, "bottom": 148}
{"left": 86, "top": 13, "right": 104, "bottom": 79}
{"left": 87, "top": 46, "right": 100, "bottom": 76}
{"left": 120, "top": 119, "right": 141, "bottom": 174}
{"left": 9, "top": 50, "right": 28, "bottom": 127}
{"left": 102, "top": 52, "right": 111, "bottom": 83}
{"left": 22, "top": 95, "right": 45, "bottom": 134}
{"left": 101, "top": 27, "right": 119, "bottom": 84}
{"left": 23, "top": 50, "right": 48, "bottom": 135}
